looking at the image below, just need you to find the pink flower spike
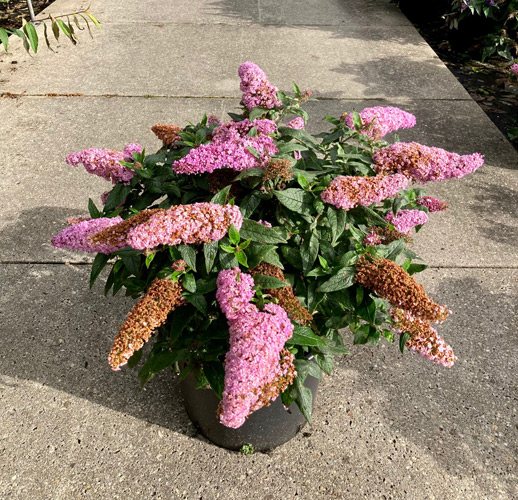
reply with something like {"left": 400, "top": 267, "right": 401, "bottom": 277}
{"left": 321, "top": 174, "right": 409, "bottom": 210}
{"left": 343, "top": 106, "right": 416, "bottom": 140}
{"left": 51, "top": 217, "right": 124, "bottom": 254}
{"left": 238, "top": 62, "right": 282, "bottom": 111}
{"left": 286, "top": 117, "right": 305, "bottom": 130}
{"left": 417, "top": 196, "right": 449, "bottom": 213}
{"left": 384, "top": 209, "right": 428, "bottom": 234}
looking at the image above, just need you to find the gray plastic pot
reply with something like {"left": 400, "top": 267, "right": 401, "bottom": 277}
{"left": 180, "top": 369, "right": 319, "bottom": 452}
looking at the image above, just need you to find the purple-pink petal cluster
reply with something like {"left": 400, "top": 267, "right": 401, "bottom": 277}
{"left": 66, "top": 144, "right": 142, "bottom": 185}
{"left": 343, "top": 106, "right": 416, "bottom": 140}
{"left": 364, "top": 231, "right": 382, "bottom": 246}
{"left": 416, "top": 196, "right": 449, "bottom": 212}
{"left": 238, "top": 62, "right": 282, "bottom": 111}
{"left": 373, "top": 142, "right": 484, "bottom": 183}
{"left": 126, "top": 203, "right": 243, "bottom": 250}
{"left": 384, "top": 209, "right": 428, "bottom": 234}
{"left": 321, "top": 174, "right": 409, "bottom": 210}
{"left": 509, "top": 63, "right": 518, "bottom": 75}
{"left": 173, "top": 118, "right": 278, "bottom": 175}
{"left": 51, "top": 217, "right": 124, "bottom": 254}
{"left": 286, "top": 117, "right": 305, "bottom": 130}
{"left": 216, "top": 268, "right": 295, "bottom": 429}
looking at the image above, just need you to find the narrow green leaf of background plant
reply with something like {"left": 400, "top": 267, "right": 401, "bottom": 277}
{"left": 0, "top": 28, "right": 9, "bottom": 52}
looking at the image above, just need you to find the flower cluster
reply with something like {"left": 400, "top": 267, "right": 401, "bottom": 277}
{"left": 151, "top": 123, "right": 182, "bottom": 146}
{"left": 385, "top": 209, "right": 428, "bottom": 234}
{"left": 238, "top": 61, "right": 282, "bottom": 111}
{"left": 373, "top": 142, "right": 484, "bottom": 183}
{"left": 51, "top": 217, "right": 123, "bottom": 254}
{"left": 173, "top": 119, "right": 278, "bottom": 175}
{"left": 363, "top": 226, "right": 412, "bottom": 246}
{"left": 286, "top": 116, "right": 305, "bottom": 130}
{"left": 216, "top": 268, "right": 295, "bottom": 428}
{"left": 511, "top": 63, "right": 518, "bottom": 75}
{"left": 66, "top": 144, "right": 142, "bottom": 185}
{"left": 355, "top": 256, "right": 450, "bottom": 322}
{"left": 390, "top": 308, "right": 456, "bottom": 368}
{"left": 417, "top": 196, "right": 449, "bottom": 212}
{"left": 343, "top": 106, "right": 416, "bottom": 140}
{"left": 89, "top": 204, "right": 241, "bottom": 251}
{"left": 321, "top": 174, "right": 409, "bottom": 210}
{"left": 108, "top": 278, "right": 184, "bottom": 371}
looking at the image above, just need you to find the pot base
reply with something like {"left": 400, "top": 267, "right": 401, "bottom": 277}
{"left": 180, "top": 373, "right": 318, "bottom": 452}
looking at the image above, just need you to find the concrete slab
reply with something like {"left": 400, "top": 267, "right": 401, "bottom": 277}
{"left": 1, "top": 96, "right": 516, "bottom": 267}
{"left": 102, "top": 0, "right": 410, "bottom": 26}
{"left": 0, "top": 23, "right": 468, "bottom": 99}
{"left": 0, "top": 264, "right": 516, "bottom": 499}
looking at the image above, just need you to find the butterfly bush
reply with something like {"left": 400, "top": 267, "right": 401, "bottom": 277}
{"left": 51, "top": 62, "right": 484, "bottom": 434}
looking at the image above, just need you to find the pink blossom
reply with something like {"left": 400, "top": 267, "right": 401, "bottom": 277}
{"left": 257, "top": 220, "right": 272, "bottom": 228}
{"left": 417, "top": 196, "right": 449, "bottom": 212}
{"left": 364, "top": 231, "right": 382, "bottom": 246}
{"left": 51, "top": 217, "right": 124, "bottom": 254}
{"left": 66, "top": 143, "right": 142, "bottom": 185}
{"left": 286, "top": 117, "right": 305, "bottom": 130}
{"left": 211, "top": 119, "right": 277, "bottom": 143}
{"left": 509, "top": 63, "right": 518, "bottom": 75}
{"left": 216, "top": 269, "right": 295, "bottom": 428}
{"left": 373, "top": 142, "right": 484, "bottom": 183}
{"left": 216, "top": 268, "right": 256, "bottom": 320}
{"left": 238, "top": 62, "right": 282, "bottom": 111}
{"left": 343, "top": 106, "right": 416, "bottom": 140}
{"left": 207, "top": 115, "right": 222, "bottom": 125}
{"left": 126, "top": 203, "right": 243, "bottom": 250}
{"left": 321, "top": 174, "right": 409, "bottom": 210}
{"left": 384, "top": 209, "right": 428, "bottom": 234}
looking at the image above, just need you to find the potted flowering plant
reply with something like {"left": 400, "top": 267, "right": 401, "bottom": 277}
{"left": 52, "top": 62, "right": 483, "bottom": 451}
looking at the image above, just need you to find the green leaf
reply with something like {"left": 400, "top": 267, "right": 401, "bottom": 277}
{"left": 301, "top": 233, "right": 319, "bottom": 275}
{"left": 399, "top": 332, "right": 410, "bottom": 353}
{"left": 274, "top": 189, "right": 314, "bottom": 215}
{"left": 253, "top": 274, "right": 289, "bottom": 289}
{"left": 170, "top": 307, "right": 196, "bottom": 344}
{"left": 88, "top": 198, "right": 102, "bottom": 218}
{"left": 182, "top": 273, "right": 196, "bottom": 293}
{"left": 321, "top": 128, "right": 344, "bottom": 146}
{"left": 43, "top": 22, "right": 53, "bottom": 51}
{"left": 228, "top": 224, "right": 240, "bottom": 245}
{"left": 195, "top": 277, "right": 217, "bottom": 294}
{"left": 220, "top": 245, "right": 235, "bottom": 253}
{"left": 121, "top": 253, "right": 141, "bottom": 277}
{"left": 51, "top": 16, "right": 59, "bottom": 39}
{"left": 57, "top": 19, "right": 73, "bottom": 42}
{"left": 138, "top": 350, "right": 177, "bottom": 386}
{"left": 127, "top": 349, "right": 143, "bottom": 369}
{"left": 177, "top": 245, "right": 196, "bottom": 272}
{"left": 145, "top": 253, "right": 155, "bottom": 268}
{"left": 249, "top": 107, "right": 268, "bottom": 121}
{"left": 219, "top": 250, "right": 239, "bottom": 269}
{"left": 314, "top": 352, "right": 334, "bottom": 375}
{"left": 239, "top": 219, "right": 287, "bottom": 244}
{"left": 23, "top": 22, "right": 38, "bottom": 53}
{"left": 276, "top": 142, "right": 308, "bottom": 154}
{"left": 204, "top": 241, "right": 218, "bottom": 274}
{"left": 281, "top": 246, "right": 303, "bottom": 270}
{"left": 353, "top": 324, "right": 379, "bottom": 345}
{"left": 185, "top": 294, "right": 208, "bottom": 314}
{"left": 278, "top": 126, "right": 319, "bottom": 147}
{"left": 235, "top": 250, "right": 248, "bottom": 267}
{"left": 89, "top": 253, "right": 109, "bottom": 288}
{"left": 317, "top": 267, "right": 356, "bottom": 292}
{"left": 287, "top": 326, "right": 326, "bottom": 346}
{"left": 238, "top": 194, "right": 260, "bottom": 218}
{"left": 292, "top": 378, "right": 313, "bottom": 423}
{"left": 203, "top": 362, "right": 225, "bottom": 399}
{"left": 104, "top": 184, "right": 131, "bottom": 212}
{"left": 407, "top": 263, "right": 427, "bottom": 275}
{"left": 293, "top": 358, "right": 322, "bottom": 382}
{"left": 246, "top": 146, "right": 261, "bottom": 159}
{"left": 0, "top": 28, "right": 9, "bottom": 52}
{"left": 210, "top": 184, "right": 232, "bottom": 205}
{"left": 233, "top": 167, "right": 264, "bottom": 181}
{"left": 84, "top": 10, "right": 102, "bottom": 30}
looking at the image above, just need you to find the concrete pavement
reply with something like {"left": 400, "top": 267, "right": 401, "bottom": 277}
{"left": 0, "top": 1, "right": 517, "bottom": 499}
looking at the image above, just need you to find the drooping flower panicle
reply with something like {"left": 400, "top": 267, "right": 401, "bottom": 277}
{"left": 417, "top": 196, "right": 449, "bottom": 212}
{"left": 151, "top": 123, "right": 183, "bottom": 146}
{"left": 390, "top": 308, "right": 456, "bottom": 368}
{"left": 51, "top": 217, "right": 124, "bottom": 254}
{"left": 384, "top": 209, "right": 428, "bottom": 234}
{"left": 321, "top": 174, "right": 409, "bottom": 210}
{"left": 364, "top": 226, "right": 412, "bottom": 246}
{"left": 238, "top": 62, "right": 282, "bottom": 111}
{"left": 343, "top": 106, "right": 416, "bottom": 140}
{"left": 286, "top": 116, "right": 305, "bottom": 130}
{"left": 216, "top": 268, "right": 295, "bottom": 428}
{"left": 108, "top": 278, "right": 184, "bottom": 371}
{"left": 373, "top": 142, "right": 484, "bottom": 183}
{"left": 355, "top": 256, "right": 450, "bottom": 322}
{"left": 66, "top": 144, "right": 142, "bottom": 185}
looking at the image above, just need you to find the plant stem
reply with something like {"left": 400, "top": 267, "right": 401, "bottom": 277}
{"left": 26, "top": 0, "right": 36, "bottom": 22}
